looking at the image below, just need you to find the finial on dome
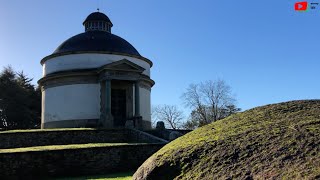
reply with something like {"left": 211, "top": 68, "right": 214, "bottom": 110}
{"left": 97, "top": 8, "right": 100, "bottom": 12}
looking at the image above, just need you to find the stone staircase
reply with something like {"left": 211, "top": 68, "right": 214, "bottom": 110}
{"left": 0, "top": 128, "right": 167, "bottom": 179}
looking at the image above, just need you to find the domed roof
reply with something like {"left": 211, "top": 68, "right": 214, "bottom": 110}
{"left": 83, "top": 12, "right": 113, "bottom": 26}
{"left": 51, "top": 11, "right": 141, "bottom": 57}
{"left": 53, "top": 31, "right": 141, "bottom": 56}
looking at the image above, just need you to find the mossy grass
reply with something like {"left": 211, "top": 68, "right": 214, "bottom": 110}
{"left": 0, "top": 127, "right": 129, "bottom": 134}
{"left": 52, "top": 171, "right": 133, "bottom": 180}
{"left": 0, "top": 128, "right": 95, "bottom": 134}
{"left": 0, "top": 143, "right": 150, "bottom": 153}
{"left": 134, "top": 100, "right": 320, "bottom": 179}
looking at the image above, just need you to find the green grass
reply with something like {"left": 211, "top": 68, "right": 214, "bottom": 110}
{"left": 134, "top": 100, "right": 320, "bottom": 180}
{"left": 0, "top": 128, "right": 96, "bottom": 134}
{"left": 0, "top": 127, "right": 132, "bottom": 134}
{"left": 0, "top": 143, "right": 149, "bottom": 153}
{"left": 52, "top": 171, "right": 133, "bottom": 180}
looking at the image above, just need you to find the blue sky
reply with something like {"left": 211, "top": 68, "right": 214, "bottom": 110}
{"left": 0, "top": 1, "right": 319, "bottom": 115}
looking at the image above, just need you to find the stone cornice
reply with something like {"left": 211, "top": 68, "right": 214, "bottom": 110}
{"left": 40, "top": 51, "right": 153, "bottom": 67}
{"left": 38, "top": 67, "right": 155, "bottom": 90}
{"left": 140, "top": 74, "right": 155, "bottom": 87}
{"left": 38, "top": 70, "right": 98, "bottom": 90}
{"left": 38, "top": 69, "right": 96, "bottom": 84}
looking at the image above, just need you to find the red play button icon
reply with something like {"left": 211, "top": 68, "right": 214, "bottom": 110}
{"left": 295, "top": 2, "right": 308, "bottom": 11}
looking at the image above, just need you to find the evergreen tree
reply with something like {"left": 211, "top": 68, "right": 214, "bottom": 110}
{"left": 0, "top": 66, "right": 41, "bottom": 130}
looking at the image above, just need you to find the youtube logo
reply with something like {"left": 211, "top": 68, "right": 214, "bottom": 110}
{"left": 295, "top": 1, "right": 308, "bottom": 11}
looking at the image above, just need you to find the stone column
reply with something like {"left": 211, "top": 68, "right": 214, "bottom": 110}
{"left": 133, "top": 81, "right": 143, "bottom": 129}
{"left": 134, "top": 81, "right": 140, "bottom": 117}
{"left": 105, "top": 79, "right": 113, "bottom": 127}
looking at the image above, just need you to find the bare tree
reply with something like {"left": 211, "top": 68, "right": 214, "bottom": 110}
{"left": 182, "top": 111, "right": 200, "bottom": 130}
{"left": 151, "top": 105, "right": 157, "bottom": 128}
{"left": 153, "top": 105, "right": 184, "bottom": 130}
{"left": 182, "top": 79, "right": 240, "bottom": 127}
{"left": 181, "top": 84, "right": 209, "bottom": 125}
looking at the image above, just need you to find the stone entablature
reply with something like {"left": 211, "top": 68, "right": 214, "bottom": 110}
{"left": 39, "top": 59, "right": 154, "bottom": 90}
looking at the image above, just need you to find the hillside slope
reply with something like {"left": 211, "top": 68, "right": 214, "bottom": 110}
{"left": 133, "top": 100, "right": 320, "bottom": 179}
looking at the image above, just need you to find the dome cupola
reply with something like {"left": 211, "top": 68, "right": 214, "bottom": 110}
{"left": 83, "top": 11, "right": 113, "bottom": 33}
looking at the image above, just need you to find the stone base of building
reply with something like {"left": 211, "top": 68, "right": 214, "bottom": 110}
{"left": 42, "top": 119, "right": 99, "bottom": 129}
{"left": 42, "top": 118, "right": 151, "bottom": 130}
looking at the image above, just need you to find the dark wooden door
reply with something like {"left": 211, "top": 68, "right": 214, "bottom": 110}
{"left": 111, "top": 89, "right": 127, "bottom": 127}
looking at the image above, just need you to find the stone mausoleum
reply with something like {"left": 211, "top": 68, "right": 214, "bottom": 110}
{"left": 38, "top": 11, "right": 154, "bottom": 129}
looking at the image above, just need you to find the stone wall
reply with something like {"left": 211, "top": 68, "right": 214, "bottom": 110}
{"left": 0, "top": 129, "right": 167, "bottom": 178}
{"left": 128, "top": 128, "right": 168, "bottom": 143}
{"left": 0, "top": 143, "right": 164, "bottom": 179}
{"left": 144, "top": 129, "right": 192, "bottom": 141}
{"left": 0, "top": 128, "right": 166, "bottom": 149}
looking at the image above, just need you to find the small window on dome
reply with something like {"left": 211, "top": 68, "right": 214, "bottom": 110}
{"left": 99, "top": 22, "right": 102, "bottom": 29}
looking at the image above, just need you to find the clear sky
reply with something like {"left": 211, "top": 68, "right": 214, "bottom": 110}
{"left": 0, "top": 0, "right": 319, "bottom": 115}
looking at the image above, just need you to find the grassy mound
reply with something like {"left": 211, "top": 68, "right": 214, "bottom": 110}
{"left": 133, "top": 100, "right": 320, "bottom": 179}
